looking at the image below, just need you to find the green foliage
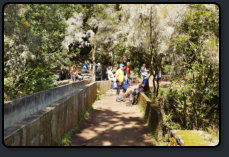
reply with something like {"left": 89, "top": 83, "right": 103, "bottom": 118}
{"left": 4, "top": 65, "right": 55, "bottom": 101}
{"left": 4, "top": 4, "right": 85, "bottom": 101}
{"left": 96, "top": 89, "right": 101, "bottom": 100}
{"left": 159, "top": 87, "right": 170, "bottom": 98}
{"left": 95, "top": 51, "right": 112, "bottom": 66}
{"left": 113, "top": 41, "right": 127, "bottom": 63}
{"left": 159, "top": 142, "right": 169, "bottom": 146}
{"left": 164, "top": 4, "right": 219, "bottom": 130}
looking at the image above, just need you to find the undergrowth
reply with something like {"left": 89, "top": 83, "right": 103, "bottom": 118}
{"left": 58, "top": 105, "right": 94, "bottom": 146}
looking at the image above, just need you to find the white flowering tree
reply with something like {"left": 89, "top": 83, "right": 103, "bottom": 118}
{"left": 115, "top": 4, "right": 187, "bottom": 96}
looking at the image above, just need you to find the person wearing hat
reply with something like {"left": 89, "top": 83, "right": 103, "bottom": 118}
{"left": 115, "top": 63, "right": 127, "bottom": 102}
{"left": 128, "top": 71, "right": 149, "bottom": 106}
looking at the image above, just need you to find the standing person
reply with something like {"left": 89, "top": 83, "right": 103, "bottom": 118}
{"left": 82, "top": 61, "right": 88, "bottom": 73}
{"left": 82, "top": 61, "right": 87, "bottom": 73}
{"left": 126, "top": 62, "right": 131, "bottom": 78}
{"left": 59, "top": 67, "right": 69, "bottom": 80}
{"left": 97, "top": 63, "right": 102, "bottom": 72}
{"left": 95, "top": 63, "right": 102, "bottom": 80}
{"left": 115, "top": 63, "right": 127, "bottom": 102}
{"left": 154, "top": 67, "right": 162, "bottom": 96}
{"left": 82, "top": 65, "right": 86, "bottom": 73}
{"left": 107, "top": 67, "right": 115, "bottom": 81}
{"left": 59, "top": 67, "right": 65, "bottom": 81}
{"left": 107, "top": 66, "right": 117, "bottom": 89}
{"left": 102, "top": 65, "right": 107, "bottom": 80}
{"left": 155, "top": 67, "right": 162, "bottom": 81}
{"left": 126, "top": 61, "right": 132, "bottom": 86}
{"left": 128, "top": 71, "right": 149, "bottom": 106}
{"left": 95, "top": 63, "right": 98, "bottom": 71}
{"left": 89, "top": 60, "right": 93, "bottom": 72}
{"left": 84, "top": 61, "right": 88, "bottom": 69}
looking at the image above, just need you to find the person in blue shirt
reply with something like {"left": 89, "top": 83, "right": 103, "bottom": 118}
{"left": 82, "top": 61, "right": 88, "bottom": 73}
{"left": 82, "top": 65, "right": 87, "bottom": 73}
{"left": 84, "top": 62, "right": 88, "bottom": 68}
{"left": 128, "top": 71, "right": 149, "bottom": 106}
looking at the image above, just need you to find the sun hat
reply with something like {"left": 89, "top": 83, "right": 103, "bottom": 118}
{"left": 119, "top": 63, "right": 124, "bottom": 67}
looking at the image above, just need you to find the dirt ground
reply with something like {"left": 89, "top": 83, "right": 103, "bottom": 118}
{"left": 71, "top": 85, "right": 155, "bottom": 146}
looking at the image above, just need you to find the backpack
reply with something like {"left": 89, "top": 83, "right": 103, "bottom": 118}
{"left": 122, "top": 80, "right": 129, "bottom": 89}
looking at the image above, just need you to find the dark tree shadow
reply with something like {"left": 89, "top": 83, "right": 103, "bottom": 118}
{"left": 71, "top": 108, "right": 155, "bottom": 146}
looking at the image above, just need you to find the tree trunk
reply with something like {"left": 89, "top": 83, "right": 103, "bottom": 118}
{"left": 153, "top": 75, "right": 156, "bottom": 94}
{"left": 92, "top": 45, "right": 96, "bottom": 82}
{"left": 156, "top": 79, "right": 159, "bottom": 97}
{"left": 192, "top": 102, "right": 198, "bottom": 129}
{"left": 183, "top": 93, "right": 187, "bottom": 128}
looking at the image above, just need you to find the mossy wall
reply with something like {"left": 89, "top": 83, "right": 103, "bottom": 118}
{"left": 96, "top": 80, "right": 111, "bottom": 95}
{"left": 138, "top": 93, "right": 163, "bottom": 141}
{"left": 169, "top": 130, "right": 216, "bottom": 146}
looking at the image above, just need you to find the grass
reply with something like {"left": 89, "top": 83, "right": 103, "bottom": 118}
{"left": 207, "top": 127, "right": 219, "bottom": 143}
{"left": 159, "top": 142, "right": 169, "bottom": 146}
{"left": 96, "top": 89, "right": 107, "bottom": 100}
{"left": 58, "top": 104, "right": 94, "bottom": 146}
{"left": 175, "top": 130, "right": 211, "bottom": 146}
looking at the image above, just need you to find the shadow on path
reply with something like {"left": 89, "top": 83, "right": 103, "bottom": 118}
{"left": 71, "top": 89, "right": 154, "bottom": 146}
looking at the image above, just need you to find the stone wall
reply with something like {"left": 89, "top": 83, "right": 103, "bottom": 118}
{"left": 96, "top": 80, "right": 111, "bottom": 95}
{"left": 4, "top": 80, "right": 91, "bottom": 129}
{"left": 138, "top": 92, "right": 162, "bottom": 141}
{"left": 4, "top": 82, "right": 97, "bottom": 146}
{"left": 3, "top": 80, "right": 116, "bottom": 146}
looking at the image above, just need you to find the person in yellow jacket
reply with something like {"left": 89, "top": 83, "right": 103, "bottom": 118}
{"left": 115, "top": 63, "right": 127, "bottom": 102}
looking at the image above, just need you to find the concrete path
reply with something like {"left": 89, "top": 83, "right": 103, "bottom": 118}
{"left": 71, "top": 86, "right": 155, "bottom": 146}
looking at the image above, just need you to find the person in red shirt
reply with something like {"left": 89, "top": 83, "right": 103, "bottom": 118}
{"left": 126, "top": 62, "right": 131, "bottom": 77}
{"left": 126, "top": 61, "right": 133, "bottom": 86}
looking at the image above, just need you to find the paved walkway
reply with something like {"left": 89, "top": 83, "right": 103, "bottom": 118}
{"left": 71, "top": 86, "right": 155, "bottom": 146}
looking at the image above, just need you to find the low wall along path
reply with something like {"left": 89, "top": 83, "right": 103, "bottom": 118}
{"left": 4, "top": 80, "right": 159, "bottom": 146}
{"left": 4, "top": 80, "right": 110, "bottom": 146}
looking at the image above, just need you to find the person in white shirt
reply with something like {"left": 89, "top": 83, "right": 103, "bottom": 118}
{"left": 140, "top": 63, "right": 148, "bottom": 78}
{"left": 107, "top": 66, "right": 117, "bottom": 89}
{"left": 107, "top": 66, "right": 116, "bottom": 81}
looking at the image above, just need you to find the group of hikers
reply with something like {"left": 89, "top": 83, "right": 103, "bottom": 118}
{"left": 58, "top": 61, "right": 110, "bottom": 82}
{"left": 58, "top": 60, "right": 161, "bottom": 106}
{"left": 106, "top": 62, "right": 160, "bottom": 107}
{"left": 58, "top": 61, "right": 92, "bottom": 82}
